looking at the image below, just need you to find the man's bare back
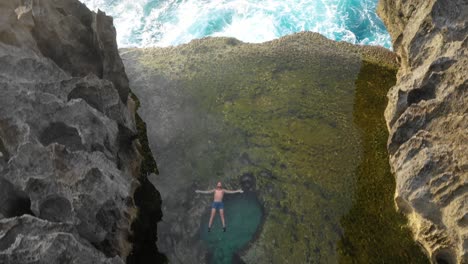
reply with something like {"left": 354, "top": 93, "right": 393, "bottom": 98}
{"left": 195, "top": 181, "right": 243, "bottom": 232}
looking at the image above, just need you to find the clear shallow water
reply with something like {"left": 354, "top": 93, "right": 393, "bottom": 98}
{"left": 200, "top": 193, "right": 262, "bottom": 264}
{"left": 80, "top": 0, "right": 391, "bottom": 48}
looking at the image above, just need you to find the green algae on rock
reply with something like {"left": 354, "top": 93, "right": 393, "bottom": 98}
{"left": 337, "top": 61, "right": 428, "bottom": 263}
{"left": 127, "top": 92, "right": 167, "bottom": 264}
{"left": 120, "top": 32, "right": 426, "bottom": 263}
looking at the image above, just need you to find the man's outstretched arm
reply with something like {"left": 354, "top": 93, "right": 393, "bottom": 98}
{"left": 195, "top": 189, "right": 215, "bottom": 194}
{"left": 224, "top": 189, "right": 243, "bottom": 194}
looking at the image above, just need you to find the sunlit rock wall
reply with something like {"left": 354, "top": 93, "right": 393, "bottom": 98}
{"left": 378, "top": 1, "right": 467, "bottom": 263}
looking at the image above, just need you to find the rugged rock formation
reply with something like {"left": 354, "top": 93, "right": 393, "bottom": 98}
{"left": 378, "top": 1, "right": 467, "bottom": 263}
{"left": 0, "top": 0, "right": 163, "bottom": 263}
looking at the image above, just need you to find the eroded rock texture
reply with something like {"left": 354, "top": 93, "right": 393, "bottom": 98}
{"left": 378, "top": 1, "right": 467, "bottom": 263}
{"left": 0, "top": 0, "right": 156, "bottom": 263}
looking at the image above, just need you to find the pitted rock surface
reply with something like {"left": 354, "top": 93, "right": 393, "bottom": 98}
{"left": 378, "top": 1, "right": 467, "bottom": 263}
{"left": 0, "top": 215, "right": 124, "bottom": 264}
{"left": 0, "top": 0, "right": 145, "bottom": 262}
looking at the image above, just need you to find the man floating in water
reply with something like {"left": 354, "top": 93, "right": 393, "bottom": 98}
{"left": 195, "top": 181, "right": 243, "bottom": 232}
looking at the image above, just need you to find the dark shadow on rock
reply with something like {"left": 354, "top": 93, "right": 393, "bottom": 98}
{"left": 39, "top": 195, "right": 72, "bottom": 222}
{"left": 127, "top": 174, "right": 167, "bottom": 264}
{"left": 127, "top": 108, "right": 167, "bottom": 264}
{"left": 0, "top": 178, "right": 34, "bottom": 218}
{"left": 232, "top": 252, "right": 247, "bottom": 264}
{"left": 68, "top": 82, "right": 104, "bottom": 113}
{"left": 240, "top": 172, "right": 256, "bottom": 192}
{"left": 39, "top": 122, "right": 84, "bottom": 151}
{"left": 336, "top": 61, "right": 428, "bottom": 263}
{"left": 95, "top": 200, "right": 120, "bottom": 257}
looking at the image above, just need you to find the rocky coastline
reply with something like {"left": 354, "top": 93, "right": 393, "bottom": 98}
{"left": 0, "top": 0, "right": 465, "bottom": 263}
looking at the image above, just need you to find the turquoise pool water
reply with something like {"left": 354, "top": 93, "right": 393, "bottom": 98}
{"left": 200, "top": 192, "right": 262, "bottom": 264}
{"left": 80, "top": 0, "right": 391, "bottom": 48}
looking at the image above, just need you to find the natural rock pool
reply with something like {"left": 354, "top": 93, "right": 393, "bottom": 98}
{"left": 121, "top": 32, "right": 428, "bottom": 263}
{"left": 200, "top": 192, "right": 262, "bottom": 263}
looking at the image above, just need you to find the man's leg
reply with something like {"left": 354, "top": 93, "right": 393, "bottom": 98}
{"left": 208, "top": 208, "right": 216, "bottom": 232}
{"left": 220, "top": 209, "right": 226, "bottom": 232}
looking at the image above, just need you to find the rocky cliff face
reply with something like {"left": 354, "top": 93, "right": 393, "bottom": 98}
{"left": 378, "top": 1, "right": 467, "bottom": 263}
{"left": 0, "top": 0, "right": 162, "bottom": 263}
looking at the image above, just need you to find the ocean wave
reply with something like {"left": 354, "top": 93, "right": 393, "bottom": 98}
{"left": 80, "top": 0, "right": 391, "bottom": 49}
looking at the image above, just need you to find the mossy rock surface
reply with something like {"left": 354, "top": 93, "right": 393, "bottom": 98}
{"left": 121, "top": 32, "right": 426, "bottom": 263}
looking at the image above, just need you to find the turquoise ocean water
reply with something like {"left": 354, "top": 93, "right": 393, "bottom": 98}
{"left": 80, "top": 0, "right": 391, "bottom": 48}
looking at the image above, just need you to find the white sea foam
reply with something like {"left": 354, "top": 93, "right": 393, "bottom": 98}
{"left": 79, "top": 0, "right": 392, "bottom": 49}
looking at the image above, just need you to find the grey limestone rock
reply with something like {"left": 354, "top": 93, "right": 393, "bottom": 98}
{"left": 0, "top": 0, "right": 146, "bottom": 262}
{"left": 378, "top": 1, "right": 467, "bottom": 263}
{"left": 0, "top": 215, "right": 124, "bottom": 264}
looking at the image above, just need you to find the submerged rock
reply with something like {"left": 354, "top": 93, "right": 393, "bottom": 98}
{"left": 0, "top": 0, "right": 163, "bottom": 262}
{"left": 378, "top": 1, "right": 467, "bottom": 263}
